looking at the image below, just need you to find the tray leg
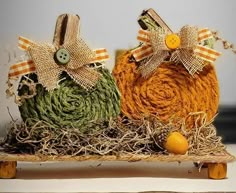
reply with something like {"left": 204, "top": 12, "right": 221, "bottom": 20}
{"left": 208, "top": 163, "right": 227, "bottom": 179}
{"left": 0, "top": 161, "right": 17, "bottom": 179}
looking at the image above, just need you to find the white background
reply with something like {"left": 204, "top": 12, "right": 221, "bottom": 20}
{"left": 0, "top": 1, "right": 236, "bottom": 192}
{"left": 0, "top": 0, "right": 236, "bottom": 136}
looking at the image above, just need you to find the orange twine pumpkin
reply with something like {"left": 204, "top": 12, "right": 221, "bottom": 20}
{"left": 112, "top": 51, "right": 219, "bottom": 128}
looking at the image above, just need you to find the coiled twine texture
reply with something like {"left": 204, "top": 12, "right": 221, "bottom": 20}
{"left": 112, "top": 51, "right": 219, "bottom": 127}
{"left": 18, "top": 68, "right": 120, "bottom": 132}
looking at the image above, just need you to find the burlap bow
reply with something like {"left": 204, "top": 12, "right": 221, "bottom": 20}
{"left": 132, "top": 25, "right": 221, "bottom": 77}
{"left": 8, "top": 37, "right": 109, "bottom": 91}
{"left": 29, "top": 37, "right": 99, "bottom": 90}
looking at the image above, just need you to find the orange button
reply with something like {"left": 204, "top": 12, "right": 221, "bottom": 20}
{"left": 165, "top": 34, "right": 181, "bottom": 49}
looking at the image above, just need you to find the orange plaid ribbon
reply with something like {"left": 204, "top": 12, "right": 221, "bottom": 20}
{"left": 132, "top": 26, "right": 221, "bottom": 76}
{"left": 133, "top": 28, "right": 221, "bottom": 62}
{"left": 8, "top": 60, "right": 36, "bottom": 78}
{"left": 8, "top": 36, "right": 109, "bottom": 79}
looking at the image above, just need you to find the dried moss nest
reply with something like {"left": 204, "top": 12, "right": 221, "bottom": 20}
{"left": 1, "top": 112, "right": 225, "bottom": 157}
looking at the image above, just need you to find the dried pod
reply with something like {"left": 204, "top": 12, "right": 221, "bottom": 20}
{"left": 164, "top": 131, "right": 189, "bottom": 154}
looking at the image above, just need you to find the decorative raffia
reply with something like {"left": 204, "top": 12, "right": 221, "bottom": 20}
{"left": 112, "top": 51, "right": 219, "bottom": 128}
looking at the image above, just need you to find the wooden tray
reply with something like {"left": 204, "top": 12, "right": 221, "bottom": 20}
{"left": 0, "top": 151, "right": 235, "bottom": 179}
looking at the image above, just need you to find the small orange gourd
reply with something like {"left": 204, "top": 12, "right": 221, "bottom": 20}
{"left": 164, "top": 131, "right": 189, "bottom": 154}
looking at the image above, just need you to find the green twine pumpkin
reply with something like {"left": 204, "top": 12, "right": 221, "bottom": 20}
{"left": 18, "top": 67, "right": 120, "bottom": 132}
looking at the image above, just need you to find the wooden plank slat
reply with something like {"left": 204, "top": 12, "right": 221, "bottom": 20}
{"left": 0, "top": 151, "right": 235, "bottom": 163}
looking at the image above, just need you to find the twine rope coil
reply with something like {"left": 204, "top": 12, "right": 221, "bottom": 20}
{"left": 18, "top": 68, "right": 120, "bottom": 132}
{"left": 112, "top": 51, "right": 219, "bottom": 127}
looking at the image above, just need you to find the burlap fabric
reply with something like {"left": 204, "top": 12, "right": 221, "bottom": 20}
{"left": 28, "top": 28, "right": 99, "bottom": 91}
